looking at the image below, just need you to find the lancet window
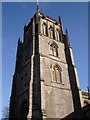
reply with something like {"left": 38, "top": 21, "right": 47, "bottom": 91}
{"left": 56, "top": 29, "right": 60, "bottom": 41}
{"left": 49, "top": 25, "right": 54, "bottom": 39}
{"left": 42, "top": 22, "right": 48, "bottom": 36}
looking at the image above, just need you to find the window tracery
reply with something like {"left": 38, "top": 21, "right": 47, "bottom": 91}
{"left": 52, "top": 64, "right": 62, "bottom": 83}
{"left": 49, "top": 42, "right": 58, "bottom": 57}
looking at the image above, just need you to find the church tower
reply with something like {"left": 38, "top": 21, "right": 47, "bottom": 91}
{"left": 9, "top": 5, "right": 83, "bottom": 119}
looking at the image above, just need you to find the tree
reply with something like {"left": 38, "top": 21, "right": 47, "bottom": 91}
{"left": 2, "top": 106, "right": 9, "bottom": 120}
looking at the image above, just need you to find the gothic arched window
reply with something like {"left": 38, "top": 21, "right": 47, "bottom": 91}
{"left": 49, "top": 25, "right": 54, "bottom": 39}
{"left": 56, "top": 29, "right": 60, "bottom": 41}
{"left": 50, "top": 42, "right": 58, "bottom": 57}
{"left": 52, "top": 64, "right": 62, "bottom": 83}
{"left": 42, "top": 22, "right": 48, "bottom": 36}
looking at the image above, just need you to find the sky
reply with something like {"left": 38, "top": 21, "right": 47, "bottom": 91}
{"left": 2, "top": 2, "right": 88, "bottom": 118}
{"left": 0, "top": 2, "right": 2, "bottom": 119}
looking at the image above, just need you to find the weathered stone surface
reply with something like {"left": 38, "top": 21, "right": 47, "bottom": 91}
{"left": 9, "top": 6, "right": 90, "bottom": 120}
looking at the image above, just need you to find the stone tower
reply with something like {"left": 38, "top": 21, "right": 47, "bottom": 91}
{"left": 9, "top": 6, "right": 83, "bottom": 119}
